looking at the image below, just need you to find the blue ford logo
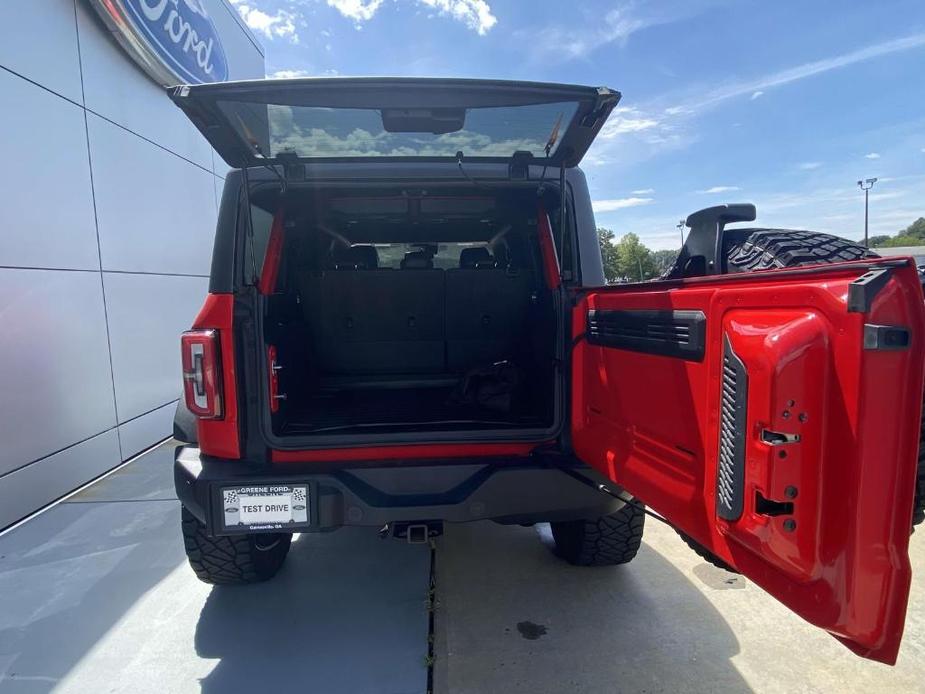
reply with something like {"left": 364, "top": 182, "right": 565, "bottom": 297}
{"left": 87, "top": 0, "right": 229, "bottom": 85}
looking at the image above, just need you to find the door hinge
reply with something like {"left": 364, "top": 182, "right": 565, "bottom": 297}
{"left": 847, "top": 267, "right": 892, "bottom": 313}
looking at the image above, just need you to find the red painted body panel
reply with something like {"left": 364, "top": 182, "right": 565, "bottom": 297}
{"left": 271, "top": 441, "right": 547, "bottom": 463}
{"left": 257, "top": 208, "right": 285, "bottom": 295}
{"left": 267, "top": 344, "right": 280, "bottom": 413}
{"left": 191, "top": 294, "right": 241, "bottom": 459}
{"left": 571, "top": 262, "right": 925, "bottom": 663}
{"left": 536, "top": 203, "right": 561, "bottom": 290}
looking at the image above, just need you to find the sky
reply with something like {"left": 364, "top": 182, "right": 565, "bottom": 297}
{"left": 226, "top": 0, "right": 925, "bottom": 249}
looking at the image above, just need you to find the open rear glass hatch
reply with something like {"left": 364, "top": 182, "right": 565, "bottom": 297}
{"left": 169, "top": 77, "right": 620, "bottom": 167}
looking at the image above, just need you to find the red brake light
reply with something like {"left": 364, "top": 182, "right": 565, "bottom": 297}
{"left": 181, "top": 329, "right": 223, "bottom": 419}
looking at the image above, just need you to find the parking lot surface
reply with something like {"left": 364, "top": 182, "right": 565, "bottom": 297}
{"left": 0, "top": 442, "right": 430, "bottom": 694}
{"left": 1, "top": 441, "right": 923, "bottom": 693}
{"left": 434, "top": 521, "right": 925, "bottom": 694}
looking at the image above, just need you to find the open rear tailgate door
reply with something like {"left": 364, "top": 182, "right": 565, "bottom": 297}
{"left": 571, "top": 259, "right": 925, "bottom": 663}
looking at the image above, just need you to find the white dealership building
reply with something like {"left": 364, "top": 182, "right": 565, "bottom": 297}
{"left": 0, "top": 1, "right": 264, "bottom": 529}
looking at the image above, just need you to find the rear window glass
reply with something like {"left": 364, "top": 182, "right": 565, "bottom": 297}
{"left": 217, "top": 101, "right": 578, "bottom": 159}
{"left": 373, "top": 243, "right": 487, "bottom": 270}
{"left": 244, "top": 205, "right": 274, "bottom": 277}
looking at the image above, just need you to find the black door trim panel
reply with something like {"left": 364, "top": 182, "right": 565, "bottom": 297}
{"left": 586, "top": 309, "right": 707, "bottom": 361}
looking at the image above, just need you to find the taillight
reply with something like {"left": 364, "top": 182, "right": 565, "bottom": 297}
{"left": 181, "top": 329, "right": 223, "bottom": 419}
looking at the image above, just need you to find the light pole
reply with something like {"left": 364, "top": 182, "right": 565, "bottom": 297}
{"left": 857, "top": 177, "right": 877, "bottom": 248}
{"left": 677, "top": 219, "right": 685, "bottom": 247}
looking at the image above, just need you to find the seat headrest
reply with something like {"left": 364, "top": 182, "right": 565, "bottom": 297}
{"left": 400, "top": 250, "right": 434, "bottom": 269}
{"left": 459, "top": 247, "right": 493, "bottom": 269}
{"left": 330, "top": 245, "right": 378, "bottom": 270}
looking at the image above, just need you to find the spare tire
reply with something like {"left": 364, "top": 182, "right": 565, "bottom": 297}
{"left": 725, "top": 228, "right": 878, "bottom": 272}
{"left": 724, "top": 228, "right": 924, "bottom": 529}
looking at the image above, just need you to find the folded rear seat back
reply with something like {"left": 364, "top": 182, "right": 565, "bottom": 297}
{"left": 445, "top": 249, "right": 534, "bottom": 372}
{"left": 299, "top": 245, "right": 536, "bottom": 378}
{"left": 300, "top": 261, "right": 446, "bottom": 375}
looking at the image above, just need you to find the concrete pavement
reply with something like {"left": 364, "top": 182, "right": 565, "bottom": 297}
{"left": 434, "top": 520, "right": 925, "bottom": 693}
{"left": 1, "top": 440, "right": 923, "bottom": 693}
{"left": 0, "top": 442, "right": 431, "bottom": 693}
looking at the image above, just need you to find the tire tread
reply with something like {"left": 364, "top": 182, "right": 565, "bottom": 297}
{"left": 551, "top": 502, "right": 645, "bottom": 566}
{"left": 726, "top": 228, "right": 876, "bottom": 272}
{"left": 181, "top": 508, "right": 291, "bottom": 585}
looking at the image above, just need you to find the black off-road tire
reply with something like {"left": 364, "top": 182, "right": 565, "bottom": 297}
{"left": 550, "top": 502, "right": 645, "bottom": 566}
{"left": 724, "top": 228, "right": 925, "bottom": 530}
{"left": 181, "top": 507, "right": 292, "bottom": 584}
{"left": 725, "top": 228, "right": 877, "bottom": 272}
{"left": 913, "top": 393, "right": 925, "bottom": 528}
{"left": 676, "top": 531, "right": 737, "bottom": 572}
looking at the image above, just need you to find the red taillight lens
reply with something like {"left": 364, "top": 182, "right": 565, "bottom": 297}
{"left": 181, "top": 329, "right": 223, "bottom": 419}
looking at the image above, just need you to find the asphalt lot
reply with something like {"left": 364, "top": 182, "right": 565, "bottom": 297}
{"left": 0, "top": 440, "right": 923, "bottom": 693}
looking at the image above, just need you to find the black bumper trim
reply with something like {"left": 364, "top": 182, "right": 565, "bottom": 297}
{"left": 175, "top": 446, "right": 621, "bottom": 535}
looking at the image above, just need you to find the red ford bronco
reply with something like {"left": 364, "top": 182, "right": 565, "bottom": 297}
{"left": 170, "top": 78, "right": 924, "bottom": 664}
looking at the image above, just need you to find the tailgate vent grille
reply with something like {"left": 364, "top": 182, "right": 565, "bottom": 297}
{"left": 717, "top": 336, "right": 748, "bottom": 521}
{"left": 586, "top": 309, "right": 706, "bottom": 361}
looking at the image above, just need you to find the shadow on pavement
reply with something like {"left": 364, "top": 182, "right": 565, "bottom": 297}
{"left": 434, "top": 520, "right": 751, "bottom": 694}
{"left": 0, "top": 500, "right": 183, "bottom": 692}
{"left": 195, "top": 528, "right": 431, "bottom": 694}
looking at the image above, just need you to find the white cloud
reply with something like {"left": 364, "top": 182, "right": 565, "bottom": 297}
{"left": 327, "top": 0, "right": 384, "bottom": 22}
{"left": 231, "top": 2, "right": 298, "bottom": 42}
{"left": 592, "top": 197, "right": 654, "bottom": 212}
{"left": 865, "top": 152, "right": 881, "bottom": 159}
{"left": 270, "top": 69, "right": 312, "bottom": 79}
{"left": 632, "top": 188, "right": 655, "bottom": 195}
{"left": 599, "top": 107, "right": 660, "bottom": 137}
{"left": 619, "top": 175, "right": 925, "bottom": 250}
{"left": 666, "top": 32, "right": 925, "bottom": 114}
{"left": 799, "top": 161, "right": 823, "bottom": 170}
{"left": 417, "top": 0, "right": 497, "bottom": 35}
{"left": 523, "top": 2, "right": 720, "bottom": 62}
{"left": 698, "top": 185, "right": 740, "bottom": 194}
{"left": 325, "top": 0, "right": 495, "bottom": 33}
{"left": 869, "top": 190, "right": 904, "bottom": 202}
{"left": 750, "top": 90, "right": 764, "bottom": 100}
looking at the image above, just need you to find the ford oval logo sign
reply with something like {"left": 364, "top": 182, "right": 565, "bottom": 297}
{"left": 86, "top": 0, "right": 229, "bottom": 85}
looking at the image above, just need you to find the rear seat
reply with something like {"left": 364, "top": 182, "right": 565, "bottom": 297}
{"left": 445, "top": 248, "right": 534, "bottom": 372}
{"left": 300, "top": 245, "right": 534, "bottom": 376}
{"left": 301, "top": 246, "right": 445, "bottom": 374}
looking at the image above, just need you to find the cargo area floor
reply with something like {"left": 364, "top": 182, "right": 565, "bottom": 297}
{"left": 279, "top": 386, "right": 545, "bottom": 435}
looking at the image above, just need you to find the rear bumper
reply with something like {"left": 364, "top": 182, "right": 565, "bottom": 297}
{"left": 175, "top": 446, "right": 621, "bottom": 535}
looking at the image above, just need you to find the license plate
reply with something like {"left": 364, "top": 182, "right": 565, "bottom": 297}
{"left": 221, "top": 485, "right": 310, "bottom": 532}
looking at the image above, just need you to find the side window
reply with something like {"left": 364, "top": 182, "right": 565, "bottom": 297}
{"left": 244, "top": 205, "right": 274, "bottom": 280}
{"left": 548, "top": 189, "right": 577, "bottom": 282}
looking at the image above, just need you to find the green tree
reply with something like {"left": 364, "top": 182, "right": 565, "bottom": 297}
{"left": 652, "top": 248, "right": 680, "bottom": 276}
{"left": 598, "top": 227, "right": 621, "bottom": 282}
{"left": 868, "top": 234, "right": 892, "bottom": 248}
{"left": 615, "top": 232, "right": 657, "bottom": 281}
{"left": 878, "top": 235, "right": 923, "bottom": 248}
{"left": 870, "top": 217, "right": 925, "bottom": 248}
{"left": 901, "top": 217, "right": 925, "bottom": 242}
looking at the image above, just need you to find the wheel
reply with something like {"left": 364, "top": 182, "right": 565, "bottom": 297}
{"left": 913, "top": 392, "right": 925, "bottom": 528}
{"left": 181, "top": 507, "right": 292, "bottom": 584}
{"left": 550, "top": 502, "right": 645, "bottom": 566}
{"left": 676, "top": 531, "right": 737, "bottom": 572}
{"left": 724, "top": 228, "right": 877, "bottom": 272}
{"left": 724, "top": 228, "right": 925, "bottom": 531}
